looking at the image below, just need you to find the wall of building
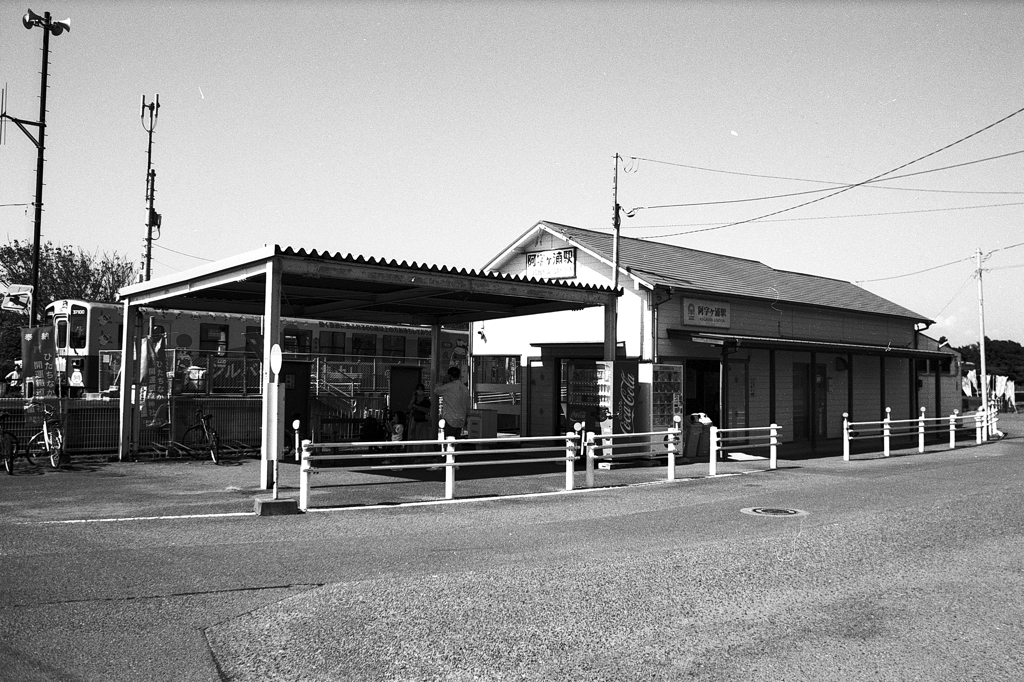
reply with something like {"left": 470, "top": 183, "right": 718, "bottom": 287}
{"left": 658, "top": 294, "right": 917, "bottom": 347}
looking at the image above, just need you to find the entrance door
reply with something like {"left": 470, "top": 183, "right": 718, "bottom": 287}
{"left": 793, "top": 363, "right": 827, "bottom": 442}
{"left": 525, "top": 358, "right": 558, "bottom": 437}
{"left": 685, "top": 360, "right": 720, "bottom": 426}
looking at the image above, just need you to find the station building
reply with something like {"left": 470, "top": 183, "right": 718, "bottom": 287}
{"left": 473, "top": 222, "right": 961, "bottom": 455}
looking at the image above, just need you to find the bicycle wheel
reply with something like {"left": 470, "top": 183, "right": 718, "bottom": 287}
{"left": 2, "top": 432, "right": 16, "bottom": 475}
{"left": 207, "top": 430, "right": 220, "bottom": 465}
{"left": 48, "top": 427, "right": 65, "bottom": 469}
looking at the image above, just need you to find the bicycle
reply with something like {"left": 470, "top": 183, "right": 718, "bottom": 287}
{"left": 24, "top": 399, "right": 65, "bottom": 469}
{"left": 175, "top": 408, "right": 220, "bottom": 464}
{"left": 1, "top": 411, "right": 20, "bottom": 475}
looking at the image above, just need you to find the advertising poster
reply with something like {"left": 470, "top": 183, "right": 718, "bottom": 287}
{"left": 140, "top": 334, "right": 170, "bottom": 427}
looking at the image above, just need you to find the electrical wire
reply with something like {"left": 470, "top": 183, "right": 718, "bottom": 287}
{"left": 629, "top": 149, "right": 1024, "bottom": 201}
{"left": 854, "top": 257, "right": 974, "bottom": 283}
{"left": 987, "top": 240, "right": 1024, "bottom": 254}
{"left": 153, "top": 243, "right": 213, "bottom": 262}
{"left": 931, "top": 273, "right": 976, "bottom": 319}
{"left": 621, "top": 200, "right": 1024, "bottom": 230}
{"left": 638, "top": 103, "right": 1024, "bottom": 239}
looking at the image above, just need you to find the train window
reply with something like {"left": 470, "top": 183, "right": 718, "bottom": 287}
{"left": 351, "top": 333, "right": 377, "bottom": 358}
{"left": 245, "top": 326, "right": 263, "bottom": 356}
{"left": 56, "top": 319, "right": 68, "bottom": 349}
{"left": 199, "top": 324, "right": 229, "bottom": 351}
{"left": 283, "top": 328, "right": 311, "bottom": 353}
{"left": 382, "top": 335, "right": 406, "bottom": 358}
{"left": 319, "top": 331, "right": 346, "bottom": 355}
{"left": 69, "top": 305, "right": 87, "bottom": 349}
{"left": 417, "top": 337, "right": 431, "bottom": 358}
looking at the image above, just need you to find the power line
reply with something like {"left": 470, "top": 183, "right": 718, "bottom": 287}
{"left": 931, "top": 273, "right": 976, "bottom": 319}
{"left": 621, "top": 200, "right": 1024, "bottom": 230}
{"left": 639, "top": 103, "right": 1024, "bottom": 239}
{"left": 854, "top": 257, "right": 974, "bottom": 284}
{"left": 629, "top": 149, "right": 1024, "bottom": 201}
{"left": 153, "top": 242, "right": 212, "bottom": 262}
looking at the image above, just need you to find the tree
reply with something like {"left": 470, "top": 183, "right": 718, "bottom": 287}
{"left": 955, "top": 338, "right": 1024, "bottom": 382}
{"left": 0, "top": 239, "right": 138, "bottom": 376}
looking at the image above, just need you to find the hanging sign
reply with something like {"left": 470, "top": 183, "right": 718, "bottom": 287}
{"left": 682, "top": 298, "right": 731, "bottom": 329}
{"left": 525, "top": 248, "right": 576, "bottom": 279}
{"left": 2, "top": 284, "right": 33, "bottom": 313}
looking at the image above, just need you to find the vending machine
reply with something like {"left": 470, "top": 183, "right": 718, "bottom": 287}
{"left": 650, "top": 364, "right": 685, "bottom": 431}
{"left": 564, "top": 360, "right": 644, "bottom": 436}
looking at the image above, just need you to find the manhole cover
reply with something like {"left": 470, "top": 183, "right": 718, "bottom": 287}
{"left": 741, "top": 507, "right": 807, "bottom": 517}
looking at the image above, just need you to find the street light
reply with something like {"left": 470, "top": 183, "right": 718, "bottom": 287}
{"left": 11, "top": 9, "right": 70, "bottom": 325}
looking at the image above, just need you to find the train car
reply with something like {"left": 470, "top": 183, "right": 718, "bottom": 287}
{"left": 44, "top": 299, "right": 469, "bottom": 394}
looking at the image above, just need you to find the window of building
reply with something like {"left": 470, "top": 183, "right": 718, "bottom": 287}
{"left": 417, "top": 337, "right": 431, "bottom": 359}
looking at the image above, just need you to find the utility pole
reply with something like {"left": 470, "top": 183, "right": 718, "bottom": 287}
{"left": 1, "top": 10, "right": 71, "bottom": 325}
{"left": 976, "top": 247, "right": 989, "bottom": 439}
{"left": 608, "top": 154, "right": 622, "bottom": 362}
{"left": 141, "top": 94, "right": 160, "bottom": 281}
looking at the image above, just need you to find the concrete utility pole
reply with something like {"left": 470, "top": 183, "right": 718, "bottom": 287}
{"left": 976, "top": 247, "right": 989, "bottom": 439}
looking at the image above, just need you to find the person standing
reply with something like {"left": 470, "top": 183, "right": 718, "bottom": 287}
{"left": 406, "top": 383, "right": 432, "bottom": 453}
{"left": 433, "top": 366, "right": 470, "bottom": 440}
{"left": 5, "top": 360, "right": 22, "bottom": 395}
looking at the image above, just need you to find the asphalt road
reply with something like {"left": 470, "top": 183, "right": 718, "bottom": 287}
{"left": 2, "top": 415, "right": 1022, "bottom": 681}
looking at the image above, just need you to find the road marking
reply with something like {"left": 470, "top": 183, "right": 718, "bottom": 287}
{"left": 20, "top": 511, "right": 255, "bottom": 525}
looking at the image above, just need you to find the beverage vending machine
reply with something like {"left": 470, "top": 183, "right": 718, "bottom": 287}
{"left": 564, "top": 359, "right": 644, "bottom": 436}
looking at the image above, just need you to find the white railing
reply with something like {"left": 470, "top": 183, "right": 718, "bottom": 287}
{"left": 298, "top": 420, "right": 582, "bottom": 511}
{"left": 583, "top": 415, "right": 682, "bottom": 487}
{"left": 708, "top": 424, "right": 780, "bottom": 476}
{"left": 842, "top": 407, "right": 988, "bottom": 461}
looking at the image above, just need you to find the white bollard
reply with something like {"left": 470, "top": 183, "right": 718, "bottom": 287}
{"left": 883, "top": 407, "right": 891, "bottom": 457}
{"left": 298, "top": 439, "right": 312, "bottom": 512}
{"left": 918, "top": 406, "right": 926, "bottom": 453}
{"left": 709, "top": 425, "right": 719, "bottom": 476}
{"left": 444, "top": 436, "right": 456, "bottom": 500}
{"left": 843, "top": 412, "right": 850, "bottom": 462}
{"left": 949, "top": 411, "right": 957, "bottom": 450}
{"left": 667, "top": 415, "right": 681, "bottom": 481}
{"left": 769, "top": 424, "right": 778, "bottom": 470}
{"left": 585, "top": 431, "right": 596, "bottom": 488}
{"left": 565, "top": 431, "right": 577, "bottom": 491}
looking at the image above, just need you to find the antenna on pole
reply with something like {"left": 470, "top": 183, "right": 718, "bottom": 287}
{"left": 141, "top": 94, "right": 161, "bottom": 281}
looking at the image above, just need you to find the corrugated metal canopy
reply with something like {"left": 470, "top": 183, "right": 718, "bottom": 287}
{"left": 118, "top": 245, "right": 618, "bottom": 325}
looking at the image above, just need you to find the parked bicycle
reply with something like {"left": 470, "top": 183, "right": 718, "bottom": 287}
{"left": 24, "top": 399, "right": 65, "bottom": 469}
{"left": 172, "top": 408, "right": 220, "bottom": 464}
{"left": 1, "top": 411, "right": 20, "bottom": 474}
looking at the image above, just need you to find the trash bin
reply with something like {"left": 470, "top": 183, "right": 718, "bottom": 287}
{"left": 684, "top": 412, "right": 713, "bottom": 460}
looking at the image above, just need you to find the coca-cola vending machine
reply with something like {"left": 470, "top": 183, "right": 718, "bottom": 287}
{"left": 595, "top": 359, "right": 642, "bottom": 436}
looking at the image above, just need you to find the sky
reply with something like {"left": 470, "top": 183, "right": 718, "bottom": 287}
{"left": 1, "top": 1, "right": 1022, "bottom": 348}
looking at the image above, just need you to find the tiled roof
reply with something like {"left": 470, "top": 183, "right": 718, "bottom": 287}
{"left": 539, "top": 222, "right": 929, "bottom": 322}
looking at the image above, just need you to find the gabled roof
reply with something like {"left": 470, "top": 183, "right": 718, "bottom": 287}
{"left": 487, "top": 222, "right": 929, "bottom": 323}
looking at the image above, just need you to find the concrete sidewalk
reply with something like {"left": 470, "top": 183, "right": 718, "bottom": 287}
{"left": 3, "top": 412, "right": 1020, "bottom": 523}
